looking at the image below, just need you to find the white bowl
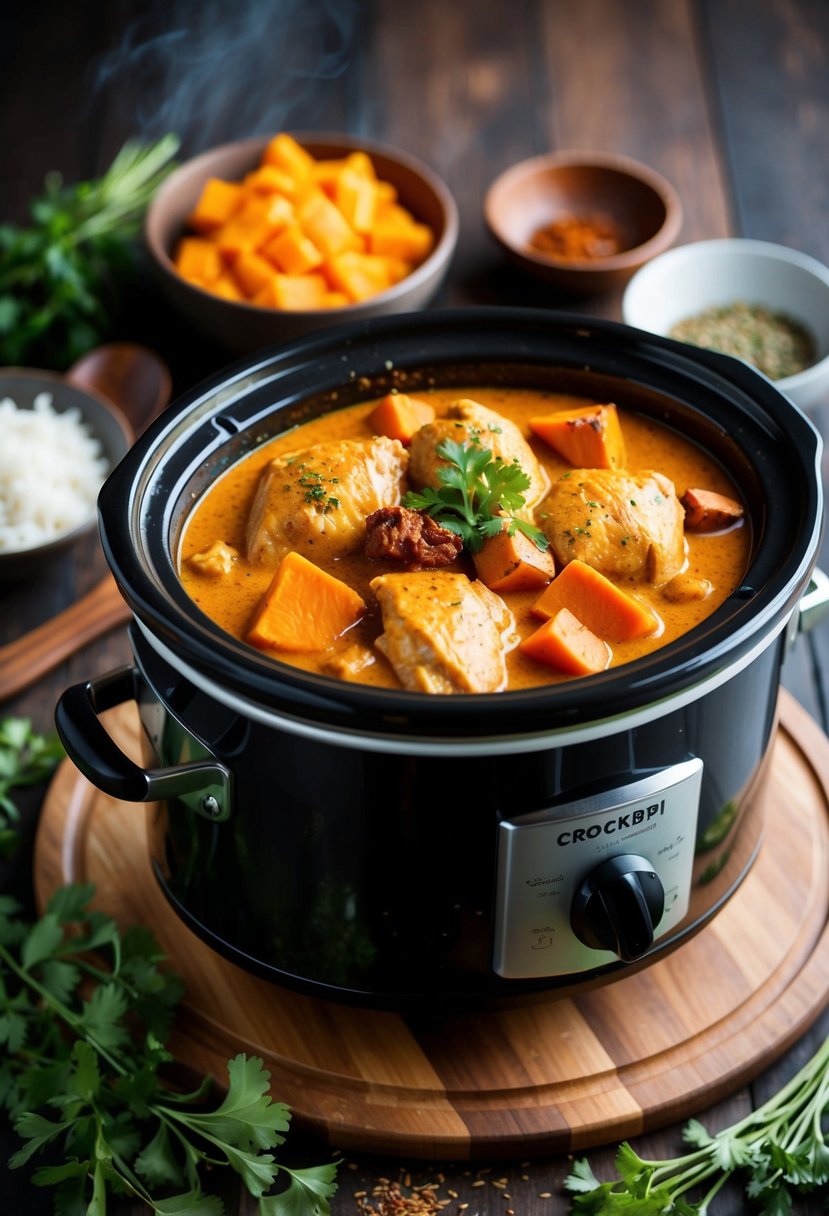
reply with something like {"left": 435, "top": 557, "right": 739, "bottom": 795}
{"left": 622, "top": 238, "right": 829, "bottom": 410}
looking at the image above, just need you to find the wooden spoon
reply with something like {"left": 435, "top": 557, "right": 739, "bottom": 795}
{"left": 65, "top": 341, "right": 172, "bottom": 436}
{"left": 0, "top": 573, "right": 131, "bottom": 701}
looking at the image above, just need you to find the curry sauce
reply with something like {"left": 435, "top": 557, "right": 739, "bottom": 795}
{"left": 179, "top": 386, "right": 751, "bottom": 691}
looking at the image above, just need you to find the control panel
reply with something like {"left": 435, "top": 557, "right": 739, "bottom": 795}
{"left": 492, "top": 759, "right": 702, "bottom": 978}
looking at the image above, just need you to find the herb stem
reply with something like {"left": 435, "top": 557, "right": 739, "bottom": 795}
{"left": 0, "top": 939, "right": 128, "bottom": 1078}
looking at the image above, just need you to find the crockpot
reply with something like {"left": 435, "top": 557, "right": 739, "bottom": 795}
{"left": 56, "top": 308, "right": 826, "bottom": 1010}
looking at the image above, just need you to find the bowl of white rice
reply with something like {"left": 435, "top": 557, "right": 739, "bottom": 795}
{"left": 0, "top": 370, "right": 132, "bottom": 581}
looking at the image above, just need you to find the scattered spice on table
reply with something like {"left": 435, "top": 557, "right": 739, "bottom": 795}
{"left": 528, "top": 212, "right": 626, "bottom": 260}
{"left": 355, "top": 1177, "right": 452, "bottom": 1216}
{"left": 668, "top": 300, "right": 815, "bottom": 380}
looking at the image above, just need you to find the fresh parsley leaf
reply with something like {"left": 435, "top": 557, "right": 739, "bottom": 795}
{"left": 0, "top": 136, "right": 179, "bottom": 369}
{"left": 0, "top": 718, "right": 64, "bottom": 854}
{"left": 260, "top": 1161, "right": 340, "bottom": 1216}
{"left": 402, "top": 438, "right": 549, "bottom": 554}
{"left": 1, "top": 885, "right": 338, "bottom": 1213}
{"left": 565, "top": 1034, "right": 829, "bottom": 1214}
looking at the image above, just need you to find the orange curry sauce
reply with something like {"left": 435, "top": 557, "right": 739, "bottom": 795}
{"left": 178, "top": 387, "right": 751, "bottom": 691}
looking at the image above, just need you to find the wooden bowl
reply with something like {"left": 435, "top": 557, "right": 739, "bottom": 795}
{"left": 484, "top": 150, "right": 683, "bottom": 295}
{"left": 145, "top": 132, "right": 459, "bottom": 355}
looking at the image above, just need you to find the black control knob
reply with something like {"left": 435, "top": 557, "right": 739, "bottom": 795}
{"left": 570, "top": 853, "right": 665, "bottom": 962}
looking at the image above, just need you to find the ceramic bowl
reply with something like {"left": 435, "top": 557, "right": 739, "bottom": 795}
{"left": 622, "top": 238, "right": 829, "bottom": 411}
{"left": 145, "top": 132, "right": 459, "bottom": 355}
{"left": 0, "top": 370, "right": 132, "bottom": 582}
{"left": 483, "top": 150, "right": 682, "bottom": 295}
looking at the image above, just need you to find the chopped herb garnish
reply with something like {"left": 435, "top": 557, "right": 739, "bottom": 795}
{"left": 295, "top": 467, "right": 341, "bottom": 514}
{"left": 402, "top": 438, "right": 548, "bottom": 554}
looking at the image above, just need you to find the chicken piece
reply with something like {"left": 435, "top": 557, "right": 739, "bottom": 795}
{"left": 322, "top": 643, "right": 377, "bottom": 681}
{"left": 369, "top": 571, "right": 518, "bottom": 694}
{"left": 188, "top": 539, "right": 239, "bottom": 576}
{"left": 246, "top": 436, "right": 408, "bottom": 567}
{"left": 539, "top": 469, "right": 686, "bottom": 585}
{"left": 408, "top": 398, "right": 550, "bottom": 510}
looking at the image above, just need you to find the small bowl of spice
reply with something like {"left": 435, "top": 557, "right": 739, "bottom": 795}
{"left": 483, "top": 150, "right": 683, "bottom": 295}
{"left": 622, "top": 238, "right": 829, "bottom": 410}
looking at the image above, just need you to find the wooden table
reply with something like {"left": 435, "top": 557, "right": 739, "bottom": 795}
{"left": 2, "top": 1, "right": 829, "bottom": 1212}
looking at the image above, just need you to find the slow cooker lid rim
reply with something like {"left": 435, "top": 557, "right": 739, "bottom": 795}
{"left": 132, "top": 609, "right": 788, "bottom": 753}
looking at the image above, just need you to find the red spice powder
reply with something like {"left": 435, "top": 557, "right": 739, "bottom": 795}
{"left": 529, "top": 212, "right": 626, "bottom": 260}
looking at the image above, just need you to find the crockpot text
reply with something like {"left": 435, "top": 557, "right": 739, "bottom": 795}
{"left": 556, "top": 800, "right": 665, "bottom": 846}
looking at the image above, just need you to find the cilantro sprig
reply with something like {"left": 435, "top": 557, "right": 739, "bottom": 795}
{"left": 0, "top": 883, "right": 338, "bottom": 1215}
{"left": 566, "top": 1034, "right": 829, "bottom": 1213}
{"left": 0, "top": 135, "right": 179, "bottom": 369}
{"left": 402, "top": 438, "right": 549, "bottom": 554}
{"left": 0, "top": 717, "right": 64, "bottom": 856}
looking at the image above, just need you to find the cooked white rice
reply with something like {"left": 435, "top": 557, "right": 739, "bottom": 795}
{"left": 0, "top": 392, "right": 109, "bottom": 553}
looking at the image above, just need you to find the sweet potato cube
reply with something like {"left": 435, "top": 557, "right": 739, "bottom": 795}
{"left": 262, "top": 224, "right": 324, "bottom": 275}
{"left": 369, "top": 216, "right": 434, "bottom": 262}
{"left": 374, "top": 180, "right": 398, "bottom": 206}
{"left": 326, "top": 251, "right": 394, "bottom": 301}
{"left": 263, "top": 132, "right": 316, "bottom": 182}
{"left": 244, "top": 164, "right": 297, "bottom": 196}
{"left": 344, "top": 150, "right": 376, "bottom": 179}
{"left": 232, "top": 250, "right": 277, "bottom": 298}
{"left": 335, "top": 167, "right": 379, "bottom": 234}
{"left": 255, "top": 273, "right": 329, "bottom": 311}
{"left": 320, "top": 291, "right": 350, "bottom": 309}
{"left": 473, "top": 524, "right": 556, "bottom": 592}
{"left": 367, "top": 393, "right": 436, "bottom": 445}
{"left": 247, "top": 551, "right": 366, "bottom": 652}
{"left": 210, "top": 274, "right": 245, "bottom": 301}
{"left": 298, "top": 191, "right": 361, "bottom": 260}
{"left": 520, "top": 608, "right": 611, "bottom": 676}
{"left": 531, "top": 558, "right": 659, "bottom": 641}
{"left": 174, "top": 237, "right": 223, "bottom": 284}
{"left": 529, "top": 403, "right": 627, "bottom": 469}
{"left": 187, "top": 177, "right": 245, "bottom": 232}
{"left": 681, "top": 487, "right": 745, "bottom": 532}
{"left": 215, "top": 195, "right": 293, "bottom": 262}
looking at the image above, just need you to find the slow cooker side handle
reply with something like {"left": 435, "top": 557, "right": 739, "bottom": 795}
{"left": 798, "top": 568, "right": 829, "bottom": 635}
{"left": 55, "top": 666, "right": 231, "bottom": 821}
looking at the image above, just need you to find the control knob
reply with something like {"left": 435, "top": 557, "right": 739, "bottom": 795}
{"left": 570, "top": 853, "right": 664, "bottom": 962}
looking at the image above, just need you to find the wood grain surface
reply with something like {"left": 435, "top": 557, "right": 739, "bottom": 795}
{"left": 33, "top": 691, "right": 829, "bottom": 1160}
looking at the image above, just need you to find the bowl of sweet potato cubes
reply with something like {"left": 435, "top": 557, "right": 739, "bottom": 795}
{"left": 145, "top": 131, "right": 459, "bottom": 354}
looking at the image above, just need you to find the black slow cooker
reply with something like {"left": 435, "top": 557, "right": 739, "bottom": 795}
{"left": 56, "top": 309, "right": 825, "bottom": 1009}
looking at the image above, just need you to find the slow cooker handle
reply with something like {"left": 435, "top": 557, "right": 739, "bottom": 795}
{"left": 55, "top": 665, "right": 232, "bottom": 821}
{"left": 798, "top": 567, "right": 829, "bottom": 635}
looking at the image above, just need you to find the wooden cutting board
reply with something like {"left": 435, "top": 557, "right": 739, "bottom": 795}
{"left": 34, "top": 690, "right": 829, "bottom": 1160}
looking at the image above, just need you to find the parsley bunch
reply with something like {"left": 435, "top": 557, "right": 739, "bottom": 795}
{"left": 0, "top": 883, "right": 338, "bottom": 1214}
{"left": 0, "top": 135, "right": 179, "bottom": 369}
{"left": 0, "top": 717, "right": 64, "bottom": 857}
{"left": 566, "top": 1035, "right": 829, "bottom": 1213}
{"left": 402, "top": 438, "right": 549, "bottom": 554}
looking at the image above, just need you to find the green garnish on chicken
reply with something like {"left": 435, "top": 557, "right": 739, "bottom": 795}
{"left": 403, "top": 437, "right": 549, "bottom": 554}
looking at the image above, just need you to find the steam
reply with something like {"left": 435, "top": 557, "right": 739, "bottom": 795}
{"left": 88, "top": 0, "right": 362, "bottom": 151}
